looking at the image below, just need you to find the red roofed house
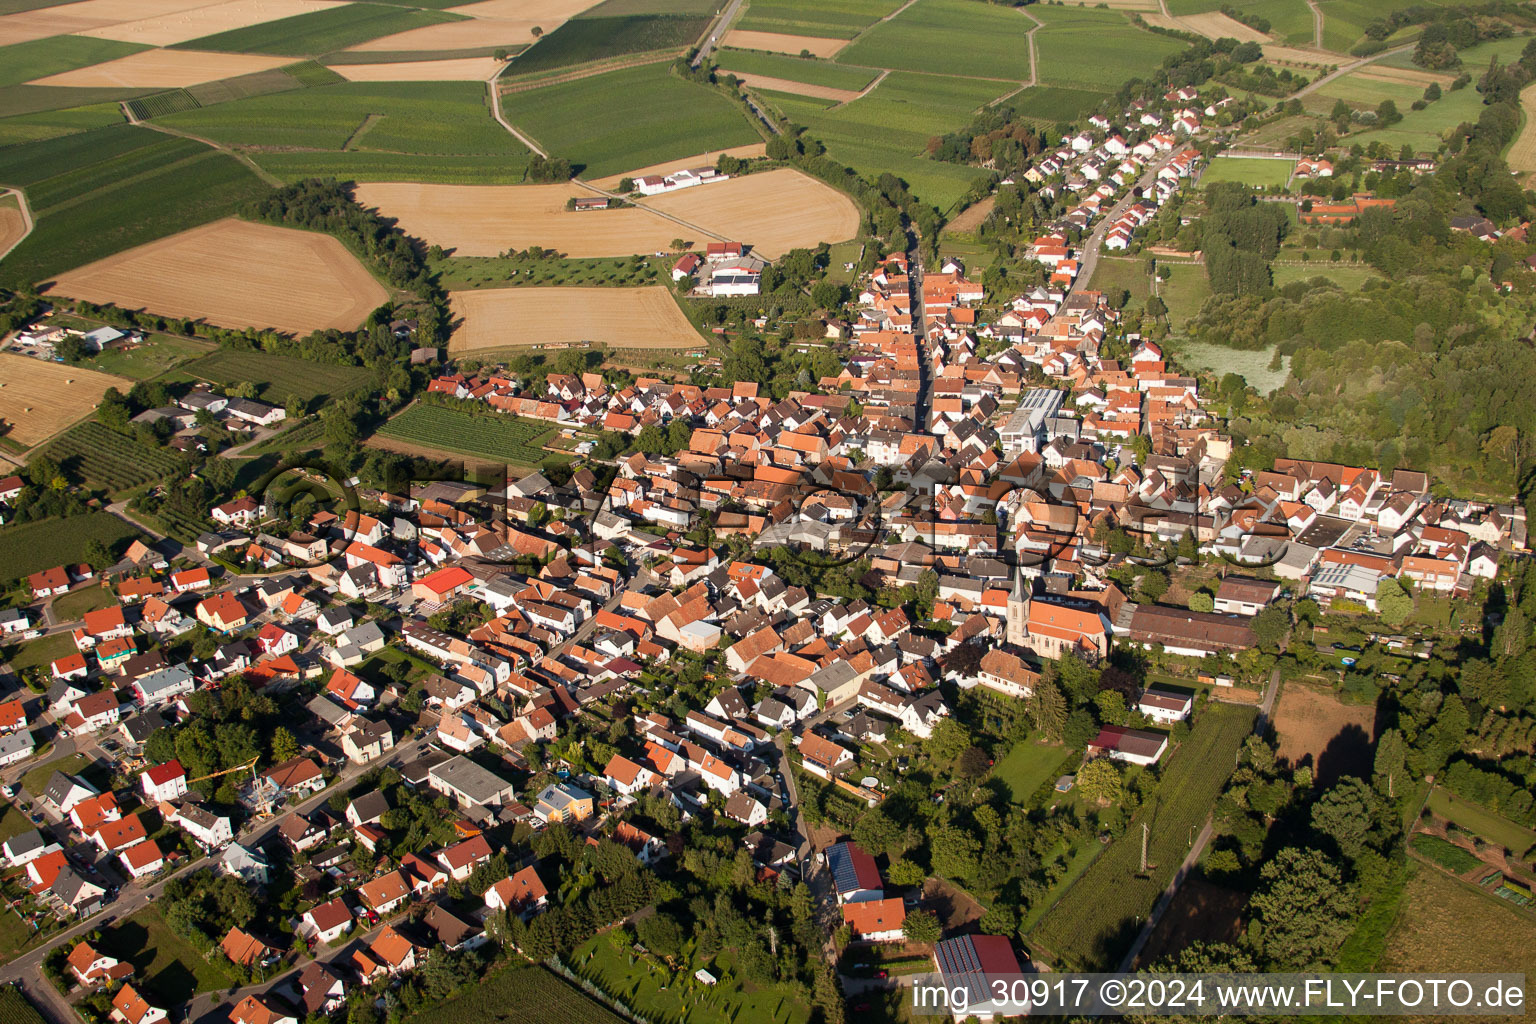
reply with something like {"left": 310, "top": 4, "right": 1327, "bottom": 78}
{"left": 120, "top": 839, "right": 165, "bottom": 880}
{"left": 52, "top": 652, "right": 89, "bottom": 680}
{"left": 30, "top": 566, "right": 71, "bottom": 598}
{"left": 92, "top": 812, "right": 148, "bottom": 853}
{"left": 436, "top": 834, "right": 492, "bottom": 882}
{"left": 228, "top": 995, "right": 296, "bottom": 1024}
{"left": 602, "top": 753, "right": 655, "bottom": 797}
{"left": 222, "top": 926, "right": 278, "bottom": 968}
{"left": 485, "top": 865, "right": 548, "bottom": 917}
{"left": 197, "top": 592, "right": 249, "bottom": 632}
{"left": 141, "top": 760, "right": 187, "bottom": 802}
{"left": 170, "top": 567, "right": 211, "bottom": 593}
{"left": 299, "top": 897, "right": 354, "bottom": 945}
{"left": 82, "top": 605, "right": 132, "bottom": 643}
{"left": 111, "top": 984, "right": 168, "bottom": 1024}
{"left": 67, "top": 941, "right": 134, "bottom": 987}
{"left": 358, "top": 869, "right": 411, "bottom": 915}
{"left": 411, "top": 566, "right": 474, "bottom": 604}
{"left": 842, "top": 896, "right": 906, "bottom": 943}
{"left": 256, "top": 623, "right": 298, "bottom": 657}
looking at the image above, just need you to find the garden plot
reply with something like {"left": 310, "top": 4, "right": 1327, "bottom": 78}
{"left": 29, "top": 47, "right": 291, "bottom": 87}
{"left": 1272, "top": 682, "right": 1377, "bottom": 785}
{"left": 48, "top": 217, "right": 388, "bottom": 333}
{"left": 448, "top": 285, "right": 700, "bottom": 350}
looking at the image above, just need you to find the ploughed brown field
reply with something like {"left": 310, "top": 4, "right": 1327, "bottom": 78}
{"left": 1272, "top": 681, "right": 1378, "bottom": 785}
{"left": 29, "top": 48, "right": 291, "bottom": 88}
{"left": 447, "top": 285, "right": 701, "bottom": 350}
{"left": 0, "top": 353, "right": 133, "bottom": 448}
{"left": 48, "top": 218, "right": 390, "bottom": 335}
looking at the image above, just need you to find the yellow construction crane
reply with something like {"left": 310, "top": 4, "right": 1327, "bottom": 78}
{"left": 186, "top": 756, "right": 260, "bottom": 786}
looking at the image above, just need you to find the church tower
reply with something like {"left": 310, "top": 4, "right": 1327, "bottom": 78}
{"left": 1006, "top": 569, "right": 1029, "bottom": 648}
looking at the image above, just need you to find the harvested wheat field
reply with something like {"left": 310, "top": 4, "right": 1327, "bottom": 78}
{"left": 642, "top": 167, "right": 858, "bottom": 258}
{"left": 446, "top": 0, "right": 596, "bottom": 20}
{"left": 332, "top": 56, "right": 504, "bottom": 80}
{"left": 49, "top": 218, "right": 388, "bottom": 334}
{"left": 30, "top": 48, "right": 291, "bottom": 87}
{"left": 449, "top": 285, "right": 700, "bottom": 350}
{"left": 1138, "top": 11, "right": 1183, "bottom": 33}
{"left": 0, "top": 354, "right": 132, "bottom": 449}
{"left": 726, "top": 71, "right": 856, "bottom": 102}
{"left": 1273, "top": 682, "right": 1377, "bottom": 786}
{"left": 0, "top": 195, "right": 28, "bottom": 259}
{"left": 588, "top": 143, "right": 766, "bottom": 189}
{"left": 1177, "top": 10, "right": 1266, "bottom": 43}
{"left": 355, "top": 181, "right": 679, "bottom": 256}
{"left": 1510, "top": 82, "right": 1536, "bottom": 177}
{"left": 944, "top": 195, "right": 994, "bottom": 235}
{"left": 0, "top": 0, "right": 212, "bottom": 44}
{"left": 720, "top": 29, "right": 843, "bottom": 58}
{"left": 348, "top": 16, "right": 538, "bottom": 50}
{"left": 79, "top": 0, "right": 344, "bottom": 44}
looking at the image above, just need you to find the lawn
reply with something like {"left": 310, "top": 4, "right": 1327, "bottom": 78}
{"left": 836, "top": 0, "right": 1034, "bottom": 81}
{"left": 0, "top": 512, "right": 143, "bottom": 585}
{"left": 375, "top": 403, "right": 556, "bottom": 466}
{"left": 0, "top": 126, "right": 268, "bottom": 289}
{"left": 503, "top": 14, "right": 710, "bottom": 76}
{"left": 1031, "top": 6, "right": 1188, "bottom": 92}
{"left": 1154, "top": 260, "right": 1212, "bottom": 328}
{"left": 0, "top": 102, "right": 125, "bottom": 146}
{"left": 768, "top": 71, "right": 1009, "bottom": 212}
{"left": 572, "top": 931, "right": 813, "bottom": 1024}
{"left": 4, "top": 631, "right": 73, "bottom": 675}
{"left": 22, "top": 753, "right": 91, "bottom": 798}
{"left": 0, "top": 805, "right": 30, "bottom": 843}
{"left": 402, "top": 963, "right": 627, "bottom": 1024}
{"left": 991, "top": 738, "right": 1072, "bottom": 804}
{"left": 1309, "top": 71, "right": 1426, "bottom": 114}
{"left": 42, "top": 422, "right": 186, "bottom": 494}
{"left": 736, "top": 0, "right": 903, "bottom": 39}
{"left": 1270, "top": 260, "right": 1382, "bottom": 290}
{"left": 1429, "top": 788, "right": 1536, "bottom": 859}
{"left": 1030, "top": 703, "right": 1257, "bottom": 969}
{"left": 1168, "top": 341, "right": 1291, "bottom": 394}
{"left": 179, "top": 348, "right": 372, "bottom": 406}
{"left": 1380, "top": 867, "right": 1536, "bottom": 976}
{"left": 1086, "top": 256, "right": 1152, "bottom": 312}
{"left": 159, "top": 80, "right": 528, "bottom": 184}
{"left": 87, "top": 334, "right": 213, "bottom": 380}
{"left": 1201, "top": 155, "right": 1295, "bottom": 189}
{"left": 50, "top": 585, "right": 117, "bottom": 621}
{"left": 97, "top": 907, "right": 233, "bottom": 1005}
{"left": 176, "top": 3, "right": 466, "bottom": 56}
{"left": 716, "top": 48, "right": 877, "bottom": 91}
{"left": 500, "top": 63, "right": 759, "bottom": 179}
{"left": 0, "top": 36, "right": 148, "bottom": 89}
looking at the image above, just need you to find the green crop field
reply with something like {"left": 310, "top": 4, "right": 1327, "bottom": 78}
{"left": 0, "top": 102, "right": 124, "bottom": 146}
{"left": 580, "top": 0, "right": 720, "bottom": 16}
{"left": 180, "top": 348, "right": 372, "bottom": 405}
{"left": 403, "top": 964, "right": 626, "bottom": 1024}
{"left": 1201, "top": 155, "right": 1295, "bottom": 188}
{"left": 42, "top": 422, "right": 185, "bottom": 493}
{"left": 1031, "top": 703, "right": 1257, "bottom": 969}
{"left": 501, "top": 63, "right": 758, "bottom": 178}
{"left": 0, "top": 84, "right": 159, "bottom": 119}
{"left": 0, "top": 512, "right": 142, "bottom": 584}
{"left": 504, "top": 14, "right": 710, "bottom": 75}
{"left": 157, "top": 80, "right": 528, "bottom": 183}
{"left": 768, "top": 71, "right": 1009, "bottom": 212}
{"left": 1410, "top": 833, "right": 1482, "bottom": 875}
{"left": 716, "top": 48, "right": 877, "bottom": 91}
{"left": 0, "top": 125, "right": 268, "bottom": 288}
{"left": 0, "top": 36, "right": 148, "bottom": 88}
{"left": 1010, "top": 85, "right": 1109, "bottom": 125}
{"left": 376, "top": 404, "right": 556, "bottom": 465}
{"left": 176, "top": 2, "right": 466, "bottom": 55}
{"left": 836, "top": 0, "right": 1033, "bottom": 81}
{"left": 0, "top": 986, "right": 47, "bottom": 1024}
{"left": 736, "top": 0, "right": 902, "bottom": 39}
{"left": 1031, "top": 6, "right": 1186, "bottom": 91}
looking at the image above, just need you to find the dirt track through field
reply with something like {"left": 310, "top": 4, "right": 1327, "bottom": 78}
{"left": 0, "top": 353, "right": 133, "bottom": 449}
{"left": 588, "top": 143, "right": 766, "bottom": 189}
{"left": 49, "top": 218, "right": 388, "bottom": 334}
{"left": 724, "top": 70, "right": 856, "bottom": 102}
{"left": 0, "top": 195, "right": 28, "bottom": 259}
{"left": 640, "top": 167, "right": 859, "bottom": 258}
{"left": 331, "top": 56, "right": 505, "bottom": 80}
{"left": 448, "top": 285, "right": 701, "bottom": 350}
{"left": 29, "top": 48, "right": 290, "bottom": 87}
{"left": 77, "top": 0, "right": 344, "bottom": 44}
{"left": 720, "top": 28, "right": 843, "bottom": 58}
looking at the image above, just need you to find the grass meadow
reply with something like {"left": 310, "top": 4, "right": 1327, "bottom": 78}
{"left": 1009, "top": 85, "right": 1109, "bottom": 126}
{"left": 1379, "top": 868, "right": 1536, "bottom": 976}
{"left": 500, "top": 63, "right": 759, "bottom": 178}
{"left": 0, "top": 125, "right": 268, "bottom": 287}
{"left": 1031, "top": 6, "right": 1186, "bottom": 91}
{"left": 992, "top": 739, "right": 1073, "bottom": 804}
{"left": 376, "top": 404, "right": 556, "bottom": 466}
{"left": 736, "top": 0, "right": 903, "bottom": 39}
{"left": 716, "top": 48, "right": 877, "bottom": 90}
{"left": 835, "top": 0, "right": 1035, "bottom": 81}
{"left": 766, "top": 71, "right": 1008, "bottom": 212}
{"left": 1427, "top": 788, "right": 1536, "bottom": 858}
{"left": 180, "top": 348, "right": 372, "bottom": 405}
{"left": 0, "top": 102, "right": 124, "bottom": 146}
{"left": 1347, "top": 77, "right": 1498, "bottom": 155}
{"left": 176, "top": 2, "right": 466, "bottom": 55}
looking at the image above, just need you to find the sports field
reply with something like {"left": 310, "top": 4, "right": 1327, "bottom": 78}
{"left": 28, "top": 48, "right": 290, "bottom": 87}
{"left": 49, "top": 218, "right": 389, "bottom": 333}
{"left": 499, "top": 62, "right": 759, "bottom": 178}
{"left": 1201, "top": 155, "right": 1294, "bottom": 188}
{"left": 80, "top": 0, "right": 346, "bottom": 44}
{"left": 448, "top": 285, "right": 701, "bottom": 350}
{"left": 0, "top": 352, "right": 133, "bottom": 448}
{"left": 642, "top": 167, "right": 859, "bottom": 258}
{"left": 836, "top": 0, "right": 1033, "bottom": 81}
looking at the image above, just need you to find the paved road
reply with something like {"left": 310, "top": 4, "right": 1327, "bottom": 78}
{"left": 691, "top": 0, "right": 745, "bottom": 68}
{"left": 1076, "top": 146, "right": 1186, "bottom": 289}
{"left": 1293, "top": 42, "right": 1416, "bottom": 99}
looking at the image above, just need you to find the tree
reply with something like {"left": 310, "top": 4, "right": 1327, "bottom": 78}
{"left": 902, "top": 909, "right": 941, "bottom": 945}
{"left": 1076, "top": 758, "right": 1122, "bottom": 805}
{"left": 1028, "top": 679, "right": 1068, "bottom": 742}
{"left": 888, "top": 858, "right": 925, "bottom": 887}
{"left": 957, "top": 745, "right": 991, "bottom": 780}
{"left": 1250, "top": 605, "right": 1289, "bottom": 650}
{"left": 1139, "top": 570, "right": 1169, "bottom": 603}
{"left": 270, "top": 727, "right": 300, "bottom": 764}
{"left": 1248, "top": 847, "right": 1355, "bottom": 968}
{"left": 1376, "top": 578, "right": 1413, "bottom": 626}
{"left": 929, "top": 824, "right": 979, "bottom": 880}
{"left": 1144, "top": 295, "right": 1168, "bottom": 322}
{"left": 82, "top": 538, "right": 114, "bottom": 570}
{"left": 635, "top": 911, "right": 685, "bottom": 957}
{"left": 1371, "top": 728, "right": 1407, "bottom": 799}
{"left": 1309, "top": 777, "right": 1376, "bottom": 859}
{"left": 1188, "top": 590, "right": 1214, "bottom": 613}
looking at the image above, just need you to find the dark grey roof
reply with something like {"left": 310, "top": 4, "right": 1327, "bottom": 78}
{"left": 348, "top": 790, "right": 389, "bottom": 823}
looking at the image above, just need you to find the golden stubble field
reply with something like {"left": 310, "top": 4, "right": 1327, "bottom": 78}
{"left": 331, "top": 56, "right": 504, "bottom": 81}
{"left": 0, "top": 195, "right": 27, "bottom": 257}
{"left": 1507, "top": 81, "right": 1536, "bottom": 178}
{"left": 640, "top": 167, "right": 860, "bottom": 259}
{"left": 348, "top": 0, "right": 596, "bottom": 51}
{"left": 1175, "top": 10, "right": 1267, "bottom": 43}
{"left": 76, "top": 0, "right": 344, "bottom": 44}
{"left": 722, "top": 70, "right": 856, "bottom": 102}
{"left": 49, "top": 218, "right": 389, "bottom": 334}
{"left": 0, "top": 353, "right": 133, "bottom": 448}
{"left": 30, "top": 48, "right": 291, "bottom": 87}
{"left": 448, "top": 285, "right": 701, "bottom": 350}
{"left": 720, "top": 28, "right": 843, "bottom": 58}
